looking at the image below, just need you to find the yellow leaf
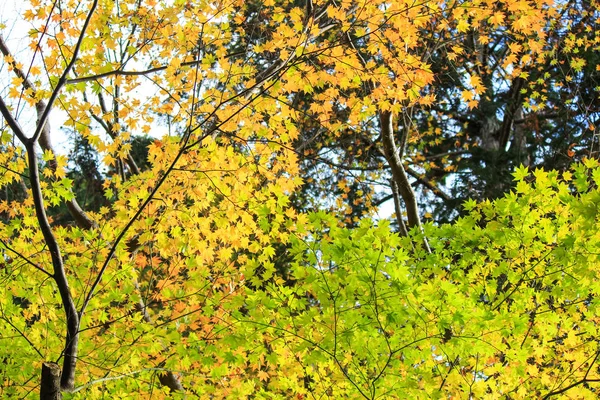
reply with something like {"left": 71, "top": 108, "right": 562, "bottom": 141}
{"left": 489, "top": 12, "right": 505, "bottom": 26}
{"left": 457, "top": 19, "right": 470, "bottom": 33}
{"left": 257, "top": 370, "right": 270, "bottom": 381}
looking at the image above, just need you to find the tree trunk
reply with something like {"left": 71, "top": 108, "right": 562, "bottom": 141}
{"left": 40, "top": 363, "right": 62, "bottom": 400}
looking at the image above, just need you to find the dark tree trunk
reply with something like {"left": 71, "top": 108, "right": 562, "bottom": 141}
{"left": 40, "top": 363, "right": 62, "bottom": 400}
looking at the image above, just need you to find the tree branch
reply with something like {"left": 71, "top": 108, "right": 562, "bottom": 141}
{"left": 497, "top": 76, "right": 525, "bottom": 151}
{"left": 390, "top": 179, "right": 408, "bottom": 237}
{"left": 30, "top": 0, "right": 99, "bottom": 145}
{"left": 379, "top": 111, "right": 421, "bottom": 229}
{"left": 542, "top": 378, "right": 600, "bottom": 399}
{"left": 406, "top": 167, "right": 451, "bottom": 203}
{"left": 0, "top": 96, "right": 28, "bottom": 144}
{"left": 1, "top": 34, "right": 97, "bottom": 230}
{"left": 26, "top": 146, "right": 79, "bottom": 391}
{"left": 380, "top": 111, "right": 430, "bottom": 252}
{"left": 95, "top": 92, "right": 140, "bottom": 175}
{"left": 1, "top": 1, "right": 100, "bottom": 389}
{"left": 2, "top": 314, "right": 44, "bottom": 358}
{"left": 0, "top": 238, "right": 54, "bottom": 278}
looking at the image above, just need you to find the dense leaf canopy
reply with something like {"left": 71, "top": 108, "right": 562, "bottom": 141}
{"left": 0, "top": 0, "right": 599, "bottom": 398}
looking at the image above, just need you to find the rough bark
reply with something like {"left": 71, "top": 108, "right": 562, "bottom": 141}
{"left": 498, "top": 77, "right": 525, "bottom": 151}
{"left": 40, "top": 363, "right": 62, "bottom": 400}
{"left": 158, "top": 372, "right": 185, "bottom": 392}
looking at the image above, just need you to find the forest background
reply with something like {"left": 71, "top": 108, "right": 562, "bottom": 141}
{"left": 0, "top": 0, "right": 599, "bottom": 398}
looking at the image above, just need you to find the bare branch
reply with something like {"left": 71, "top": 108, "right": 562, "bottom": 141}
{"left": 420, "top": 150, "right": 468, "bottom": 161}
{"left": 71, "top": 368, "right": 181, "bottom": 393}
{"left": 66, "top": 58, "right": 206, "bottom": 84}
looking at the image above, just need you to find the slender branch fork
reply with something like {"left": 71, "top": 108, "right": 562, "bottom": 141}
{"left": 0, "top": 0, "right": 99, "bottom": 391}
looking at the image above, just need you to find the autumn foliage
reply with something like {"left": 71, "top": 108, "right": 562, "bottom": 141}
{"left": 0, "top": 0, "right": 599, "bottom": 398}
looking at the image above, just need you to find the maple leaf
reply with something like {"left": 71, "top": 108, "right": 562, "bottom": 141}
{"left": 0, "top": 0, "right": 597, "bottom": 398}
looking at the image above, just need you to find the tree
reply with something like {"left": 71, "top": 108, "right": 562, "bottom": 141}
{"left": 0, "top": 0, "right": 306, "bottom": 395}
{"left": 0, "top": 0, "right": 599, "bottom": 399}
{"left": 245, "top": 0, "right": 599, "bottom": 224}
{"left": 259, "top": 161, "right": 600, "bottom": 398}
{"left": 400, "top": 0, "right": 600, "bottom": 222}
